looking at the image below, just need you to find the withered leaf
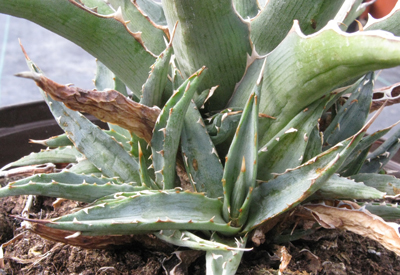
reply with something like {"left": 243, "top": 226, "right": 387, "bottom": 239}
{"left": 16, "top": 72, "right": 160, "bottom": 143}
{"left": 304, "top": 202, "right": 400, "bottom": 256}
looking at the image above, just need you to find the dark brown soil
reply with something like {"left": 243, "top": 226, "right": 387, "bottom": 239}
{"left": 1, "top": 195, "right": 400, "bottom": 274}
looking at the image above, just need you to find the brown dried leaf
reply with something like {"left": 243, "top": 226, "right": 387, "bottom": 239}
{"left": 25, "top": 222, "right": 171, "bottom": 250}
{"left": 16, "top": 72, "right": 160, "bottom": 143}
{"left": 0, "top": 164, "right": 56, "bottom": 185}
{"left": 304, "top": 202, "right": 400, "bottom": 256}
{"left": 370, "top": 82, "right": 400, "bottom": 112}
{"left": 278, "top": 246, "right": 292, "bottom": 273}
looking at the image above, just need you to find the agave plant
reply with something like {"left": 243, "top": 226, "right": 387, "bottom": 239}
{"left": 2, "top": 0, "right": 400, "bottom": 273}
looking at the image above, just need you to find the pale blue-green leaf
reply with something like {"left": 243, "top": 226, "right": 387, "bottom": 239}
{"left": 44, "top": 190, "right": 240, "bottom": 235}
{"left": 339, "top": 147, "right": 370, "bottom": 177}
{"left": 107, "top": 0, "right": 167, "bottom": 55}
{"left": 75, "top": 0, "right": 114, "bottom": 14}
{"left": 30, "top": 134, "right": 73, "bottom": 148}
{"left": 31, "top": 129, "right": 132, "bottom": 152}
{"left": 130, "top": 134, "right": 153, "bottom": 173}
{"left": 365, "top": 1, "right": 400, "bottom": 36}
{"left": 53, "top": 109, "right": 141, "bottom": 183}
{"left": 1, "top": 147, "right": 82, "bottom": 171}
{"left": 181, "top": 102, "right": 223, "bottom": 198}
{"left": 205, "top": 234, "right": 248, "bottom": 275}
{"left": 0, "top": 0, "right": 156, "bottom": 97}
{"left": 222, "top": 74, "right": 261, "bottom": 224}
{"left": 95, "top": 60, "right": 128, "bottom": 96}
{"left": 19, "top": 49, "right": 141, "bottom": 183}
{"left": 233, "top": 0, "right": 259, "bottom": 19}
{"left": 338, "top": 127, "right": 392, "bottom": 176}
{"left": 206, "top": 108, "right": 242, "bottom": 146}
{"left": 250, "top": 0, "right": 347, "bottom": 55}
{"left": 138, "top": 142, "right": 159, "bottom": 189}
{"left": 324, "top": 73, "right": 374, "bottom": 148}
{"left": 257, "top": 98, "right": 327, "bottom": 181}
{"left": 360, "top": 202, "right": 400, "bottom": 221}
{"left": 310, "top": 174, "right": 385, "bottom": 200}
{"left": 161, "top": 0, "right": 251, "bottom": 110}
{"left": 336, "top": 0, "right": 363, "bottom": 30}
{"left": 140, "top": 44, "right": 173, "bottom": 107}
{"left": 34, "top": 76, "right": 140, "bottom": 183}
{"left": 351, "top": 173, "right": 400, "bottom": 196}
{"left": 136, "top": 0, "right": 167, "bottom": 26}
{"left": 68, "top": 159, "right": 102, "bottom": 176}
{"left": 244, "top": 125, "right": 366, "bottom": 232}
{"left": 0, "top": 172, "right": 142, "bottom": 202}
{"left": 360, "top": 127, "right": 400, "bottom": 174}
{"left": 230, "top": 21, "right": 400, "bottom": 146}
{"left": 151, "top": 67, "right": 206, "bottom": 189}
{"left": 302, "top": 126, "right": 322, "bottom": 163}
{"left": 155, "top": 230, "right": 248, "bottom": 252}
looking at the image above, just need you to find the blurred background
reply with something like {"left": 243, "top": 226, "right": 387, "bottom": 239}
{"left": 0, "top": 0, "right": 399, "bottom": 136}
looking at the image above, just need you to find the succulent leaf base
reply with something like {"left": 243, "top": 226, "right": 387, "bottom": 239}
{"left": 2, "top": 0, "right": 400, "bottom": 273}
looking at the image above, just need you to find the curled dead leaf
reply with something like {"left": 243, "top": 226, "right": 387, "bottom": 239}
{"left": 370, "top": 82, "right": 400, "bottom": 112}
{"left": 15, "top": 72, "right": 160, "bottom": 143}
{"left": 22, "top": 222, "right": 172, "bottom": 250}
{"left": 304, "top": 202, "right": 400, "bottom": 256}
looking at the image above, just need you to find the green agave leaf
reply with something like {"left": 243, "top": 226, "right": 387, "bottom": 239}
{"left": 161, "top": 57, "right": 182, "bottom": 105}
{"left": 251, "top": 0, "right": 347, "bottom": 55}
{"left": 136, "top": 0, "right": 167, "bottom": 26}
{"left": 351, "top": 173, "right": 400, "bottom": 196}
{"left": 155, "top": 230, "right": 249, "bottom": 252}
{"left": 138, "top": 142, "right": 158, "bottom": 189}
{"left": 140, "top": 41, "right": 173, "bottom": 107}
{"left": 244, "top": 123, "right": 367, "bottom": 232}
{"left": 222, "top": 71, "right": 261, "bottom": 226}
{"left": 205, "top": 234, "right": 248, "bottom": 275}
{"left": 338, "top": 127, "right": 392, "bottom": 176}
{"left": 95, "top": 60, "right": 128, "bottom": 97}
{"left": 161, "top": 0, "right": 252, "bottom": 110}
{"left": 336, "top": 0, "right": 363, "bottom": 30}
{"left": 107, "top": 0, "right": 167, "bottom": 55}
{"left": 31, "top": 129, "right": 131, "bottom": 152}
{"left": 0, "top": 0, "right": 156, "bottom": 97}
{"left": 39, "top": 190, "right": 240, "bottom": 235}
{"left": 181, "top": 102, "right": 224, "bottom": 198}
{"left": 359, "top": 202, "right": 400, "bottom": 221}
{"left": 0, "top": 172, "right": 143, "bottom": 203}
{"left": 339, "top": 147, "right": 370, "bottom": 178}
{"left": 360, "top": 127, "right": 400, "bottom": 174}
{"left": 365, "top": 1, "right": 400, "bottom": 36}
{"left": 206, "top": 108, "right": 242, "bottom": 146}
{"left": 151, "top": 67, "right": 206, "bottom": 189}
{"left": 1, "top": 146, "right": 82, "bottom": 171}
{"left": 323, "top": 72, "right": 374, "bottom": 148}
{"left": 21, "top": 56, "right": 141, "bottom": 184}
{"left": 68, "top": 159, "right": 102, "bottom": 176}
{"left": 30, "top": 134, "right": 74, "bottom": 148}
{"left": 47, "top": 102, "right": 141, "bottom": 183}
{"left": 229, "top": 21, "right": 400, "bottom": 146}
{"left": 74, "top": 0, "right": 114, "bottom": 14}
{"left": 257, "top": 97, "right": 328, "bottom": 181}
{"left": 303, "top": 126, "right": 322, "bottom": 163}
{"left": 130, "top": 134, "right": 153, "bottom": 171}
{"left": 310, "top": 174, "right": 385, "bottom": 200}
{"left": 233, "top": 0, "right": 259, "bottom": 19}
{"left": 170, "top": 56, "right": 185, "bottom": 92}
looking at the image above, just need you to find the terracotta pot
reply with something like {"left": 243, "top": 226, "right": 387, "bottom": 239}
{"left": 361, "top": 0, "right": 397, "bottom": 19}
